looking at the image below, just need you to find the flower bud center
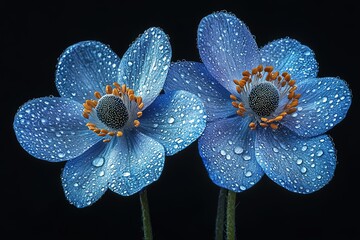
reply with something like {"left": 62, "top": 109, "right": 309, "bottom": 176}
{"left": 249, "top": 83, "right": 279, "bottom": 117}
{"left": 96, "top": 95, "right": 129, "bottom": 130}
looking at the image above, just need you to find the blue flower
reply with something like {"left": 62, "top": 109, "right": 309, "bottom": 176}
{"left": 164, "top": 12, "right": 352, "bottom": 194}
{"left": 13, "top": 27, "right": 206, "bottom": 208}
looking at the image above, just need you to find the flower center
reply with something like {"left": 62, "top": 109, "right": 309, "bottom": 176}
{"left": 82, "top": 83, "right": 144, "bottom": 142}
{"left": 95, "top": 95, "right": 129, "bottom": 130}
{"left": 230, "top": 65, "right": 301, "bottom": 130}
{"left": 248, "top": 83, "right": 279, "bottom": 117}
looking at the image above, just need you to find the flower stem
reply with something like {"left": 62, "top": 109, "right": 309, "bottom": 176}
{"left": 215, "top": 187, "right": 228, "bottom": 240}
{"left": 140, "top": 189, "right": 153, "bottom": 240}
{"left": 226, "top": 190, "right": 236, "bottom": 240}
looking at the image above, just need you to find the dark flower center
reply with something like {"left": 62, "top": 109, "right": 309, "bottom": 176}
{"left": 248, "top": 83, "right": 279, "bottom": 117}
{"left": 96, "top": 95, "right": 129, "bottom": 129}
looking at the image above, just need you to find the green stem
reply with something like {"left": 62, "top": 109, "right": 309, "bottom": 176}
{"left": 226, "top": 190, "right": 236, "bottom": 240}
{"left": 140, "top": 189, "right": 153, "bottom": 240}
{"left": 215, "top": 188, "right": 228, "bottom": 240}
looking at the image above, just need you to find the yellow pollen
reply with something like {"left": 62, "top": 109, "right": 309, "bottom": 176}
{"left": 112, "top": 88, "right": 120, "bottom": 96}
{"left": 105, "top": 85, "right": 112, "bottom": 94}
{"left": 94, "top": 91, "right": 102, "bottom": 99}
{"left": 108, "top": 131, "right": 116, "bottom": 136}
{"left": 82, "top": 82, "right": 144, "bottom": 142}
{"left": 242, "top": 70, "right": 251, "bottom": 76}
{"left": 134, "top": 120, "right": 140, "bottom": 127}
{"left": 230, "top": 94, "right": 237, "bottom": 101}
{"left": 231, "top": 64, "right": 301, "bottom": 130}
{"left": 249, "top": 122, "right": 256, "bottom": 130}
{"left": 231, "top": 101, "right": 239, "bottom": 108}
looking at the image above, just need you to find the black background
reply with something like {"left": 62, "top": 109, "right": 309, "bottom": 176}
{"left": 2, "top": 1, "right": 359, "bottom": 239}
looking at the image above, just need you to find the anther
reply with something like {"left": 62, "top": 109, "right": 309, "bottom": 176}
{"left": 94, "top": 91, "right": 102, "bottom": 99}
{"left": 230, "top": 94, "right": 237, "bottom": 101}
{"left": 106, "top": 85, "right": 112, "bottom": 94}
{"left": 242, "top": 70, "right": 251, "bottom": 77}
{"left": 134, "top": 120, "right": 140, "bottom": 127}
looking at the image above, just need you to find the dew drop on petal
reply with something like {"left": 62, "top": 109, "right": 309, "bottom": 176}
{"left": 92, "top": 157, "right": 105, "bottom": 167}
{"left": 167, "top": 117, "right": 175, "bottom": 124}
{"left": 316, "top": 150, "right": 324, "bottom": 157}
{"left": 234, "top": 146, "right": 243, "bottom": 154}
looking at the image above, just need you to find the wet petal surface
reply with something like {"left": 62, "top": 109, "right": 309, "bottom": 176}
{"left": 164, "top": 61, "right": 234, "bottom": 123}
{"left": 108, "top": 131, "right": 165, "bottom": 196}
{"left": 62, "top": 141, "right": 109, "bottom": 208}
{"left": 140, "top": 90, "right": 206, "bottom": 156}
{"left": 56, "top": 41, "right": 121, "bottom": 103}
{"left": 13, "top": 97, "right": 101, "bottom": 162}
{"left": 198, "top": 117, "right": 264, "bottom": 192}
{"left": 282, "top": 77, "right": 352, "bottom": 137}
{"left": 255, "top": 127, "right": 336, "bottom": 194}
{"left": 118, "top": 27, "right": 171, "bottom": 107}
{"left": 260, "top": 38, "right": 318, "bottom": 82}
{"left": 197, "top": 11, "right": 260, "bottom": 94}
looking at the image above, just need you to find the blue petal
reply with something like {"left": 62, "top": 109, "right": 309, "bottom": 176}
{"left": 139, "top": 90, "right": 206, "bottom": 156}
{"left": 255, "top": 127, "right": 337, "bottom": 194}
{"left": 260, "top": 38, "right": 318, "bottom": 82}
{"left": 197, "top": 11, "right": 260, "bottom": 94}
{"left": 56, "top": 41, "right": 121, "bottom": 103}
{"left": 198, "top": 117, "right": 264, "bottom": 192}
{"left": 118, "top": 27, "right": 171, "bottom": 107}
{"left": 164, "top": 61, "right": 234, "bottom": 122}
{"left": 282, "top": 77, "right": 352, "bottom": 137}
{"left": 13, "top": 97, "right": 101, "bottom": 162}
{"left": 61, "top": 141, "right": 109, "bottom": 208}
{"left": 108, "top": 131, "right": 165, "bottom": 196}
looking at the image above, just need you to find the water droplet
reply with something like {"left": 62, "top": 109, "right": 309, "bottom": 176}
{"left": 220, "top": 150, "right": 226, "bottom": 156}
{"left": 300, "top": 167, "right": 307, "bottom": 173}
{"left": 273, "top": 147, "right": 279, "bottom": 153}
{"left": 92, "top": 157, "right": 105, "bottom": 167}
{"left": 123, "top": 172, "right": 131, "bottom": 177}
{"left": 234, "top": 146, "right": 243, "bottom": 154}
{"left": 58, "top": 152, "right": 65, "bottom": 158}
{"left": 127, "top": 61, "right": 133, "bottom": 66}
{"left": 98, "top": 170, "right": 105, "bottom": 177}
{"left": 242, "top": 155, "right": 251, "bottom": 161}
{"left": 316, "top": 150, "right": 324, "bottom": 157}
{"left": 296, "top": 159, "right": 303, "bottom": 165}
{"left": 167, "top": 117, "right": 175, "bottom": 124}
{"left": 245, "top": 171, "right": 252, "bottom": 177}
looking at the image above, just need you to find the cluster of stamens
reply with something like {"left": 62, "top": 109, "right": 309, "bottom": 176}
{"left": 82, "top": 82, "right": 144, "bottom": 142}
{"left": 230, "top": 64, "right": 301, "bottom": 130}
